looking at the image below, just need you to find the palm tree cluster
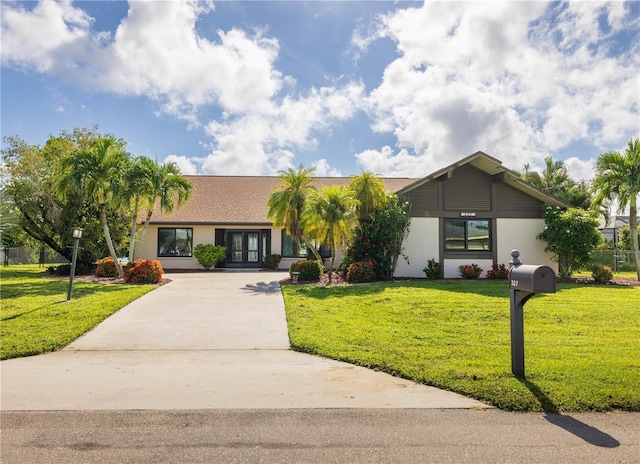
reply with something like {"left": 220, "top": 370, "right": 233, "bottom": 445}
{"left": 267, "top": 166, "right": 389, "bottom": 283}
{"left": 58, "top": 136, "right": 193, "bottom": 277}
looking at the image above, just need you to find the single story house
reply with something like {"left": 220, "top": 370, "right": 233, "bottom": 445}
{"left": 138, "top": 151, "right": 569, "bottom": 277}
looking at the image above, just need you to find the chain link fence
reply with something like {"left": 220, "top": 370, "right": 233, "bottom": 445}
{"left": 1, "top": 246, "right": 69, "bottom": 267}
{"left": 588, "top": 250, "right": 637, "bottom": 272}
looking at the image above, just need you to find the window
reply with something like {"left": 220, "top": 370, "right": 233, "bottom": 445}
{"left": 281, "top": 231, "right": 331, "bottom": 258}
{"left": 444, "top": 220, "right": 491, "bottom": 251}
{"left": 158, "top": 228, "right": 193, "bottom": 257}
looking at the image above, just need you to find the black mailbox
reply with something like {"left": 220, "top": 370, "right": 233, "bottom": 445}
{"left": 507, "top": 250, "right": 558, "bottom": 378}
{"left": 509, "top": 264, "right": 556, "bottom": 294}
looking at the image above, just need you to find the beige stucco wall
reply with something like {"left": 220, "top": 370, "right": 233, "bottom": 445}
{"left": 496, "top": 218, "right": 557, "bottom": 271}
{"left": 137, "top": 224, "right": 284, "bottom": 270}
{"left": 394, "top": 218, "right": 439, "bottom": 278}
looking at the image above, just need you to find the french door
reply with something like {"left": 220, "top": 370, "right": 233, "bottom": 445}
{"left": 228, "top": 231, "right": 262, "bottom": 266}
{"left": 222, "top": 230, "right": 271, "bottom": 267}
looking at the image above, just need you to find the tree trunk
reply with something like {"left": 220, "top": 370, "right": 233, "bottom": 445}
{"left": 630, "top": 201, "right": 640, "bottom": 281}
{"left": 128, "top": 197, "right": 139, "bottom": 262}
{"left": 137, "top": 209, "right": 154, "bottom": 259}
{"left": 303, "top": 237, "right": 323, "bottom": 262}
{"left": 100, "top": 203, "right": 124, "bottom": 278}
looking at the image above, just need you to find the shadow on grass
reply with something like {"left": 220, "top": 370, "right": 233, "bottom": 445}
{"left": 519, "top": 378, "right": 620, "bottom": 448}
{"left": 1, "top": 300, "right": 68, "bottom": 322}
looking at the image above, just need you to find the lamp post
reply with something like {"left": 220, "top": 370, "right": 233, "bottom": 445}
{"left": 66, "top": 227, "right": 83, "bottom": 301}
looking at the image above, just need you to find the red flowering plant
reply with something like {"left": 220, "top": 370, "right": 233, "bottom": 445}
{"left": 95, "top": 257, "right": 119, "bottom": 277}
{"left": 124, "top": 259, "right": 164, "bottom": 284}
{"left": 459, "top": 263, "right": 483, "bottom": 279}
{"left": 486, "top": 263, "right": 509, "bottom": 280}
{"left": 346, "top": 260, "right": 375, "bottom": 283}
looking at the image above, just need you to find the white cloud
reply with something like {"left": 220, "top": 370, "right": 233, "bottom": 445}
{"left": 1, "top": 0, "right": 94, "bottom": 72}
{"left": 312, "top": 158, "right": 342, "bottom": 177}
{"left": 359, "top": 1, "right": 639, "bottom": 174}
{"left": 164, "top": 155, "right": 200, "bottom": 175}
{"left": 563, "top": 156, "right": 596, "bottom": 182}
{"left": 200, "top": 83, "right": 364, "bottom": 175}
{"left": 1, "top": 0, "right": 367, "bottom": 175}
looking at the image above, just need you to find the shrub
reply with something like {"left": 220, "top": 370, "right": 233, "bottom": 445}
{"left": 289, "top": 260, "right": 323, "bottom": 282}
{"left": 47, "top": 260, "right": 94, "bottom": 276}
{"left": 486, "top": 263, "right": 509, "bottom": 280}
{"left": 124, "top": 259, "right": 164, "bottom": 284}
{"left": 96, "top": 257, "right": 119, "bottom": 277}
{"left": 342, "top": 194, "right": 411, "bottom": 281}
{"left": 193, "top": 244, "right": 226, "bottom": 270}
{"left": 422, "top": 258, "right": 441, "bottom": 280}
{"left": 459, "top": 263, "right": 483, "bottom": 279}
{"left": 591, "top": 264, "right": 613, "bottom": 283}
{"left": 346, "top": 261, "right": 375, "bottom": 283}
{"left": 263, "top": 254, "right": 282, "bottom": 269}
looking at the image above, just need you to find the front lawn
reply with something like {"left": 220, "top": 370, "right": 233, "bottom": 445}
{"left": 1, "top": 265, "right": 155, "bottom": 359}
{"left": 282, "top": 280, "right": 640, "bottom": 412}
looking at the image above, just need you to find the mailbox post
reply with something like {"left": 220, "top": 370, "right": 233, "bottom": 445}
{"left": 508, "top": 250, "right": 556, "bottom": 378}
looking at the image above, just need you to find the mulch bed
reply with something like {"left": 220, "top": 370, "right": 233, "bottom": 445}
{"left": 49, "top": 275, "right": 172, "bottom": 286}
{"left": 56, "top": 272, "right": 639, "bottom": 287}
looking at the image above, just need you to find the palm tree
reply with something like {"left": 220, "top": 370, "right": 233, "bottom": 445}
{"left": 137, "top": 161, "right": 194, "bottom": 259}
{"left": 121, "top": 156, "right": 157, "bottom": 262}
{"left": 304, "top": 185, "right": 358, "bottom": 282}
{"left": 267, "top": 165, "right": 322, "bottom": 260}
{"left": 348, "top": 170, "right": 386, "bottom": 222}
{"left": 591, "top": 138, "right": 640, "bottom": 280}
{"left": 60, "top": 137, "right": 129, "bottom": 278}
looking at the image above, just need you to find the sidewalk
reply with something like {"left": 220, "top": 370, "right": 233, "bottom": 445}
{"left": 1, "top": 272, "right": 486, "bottom": 410}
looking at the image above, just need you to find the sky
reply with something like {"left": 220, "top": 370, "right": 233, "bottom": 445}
{"left": 1, "top": 0, "right": 639, "bottom": 181}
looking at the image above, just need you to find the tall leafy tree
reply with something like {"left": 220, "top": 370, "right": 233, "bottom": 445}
{"left": 1, "top": 128, "right": 131, "bottom": 266}
{"left": 304, "top": 185, "right": 358, "bottom": 282}
{"left": 537, "top": 206, "right": 601, "bottom": 278}
{"left": 591, "top": 138, "right": 640, "bottom": 280}
{"left": 137, "top": 161, "right": 194, "bottom": 259}
{"left": 267, "top": 165, "right": 322, "bottom": 261}
{"left": 519, "top": 157, "right": 592, "bottom": 209}
{"left": 348, "top": 171, "right": 386, "bottom": 222}
{"left": 60, "top": 137, "right": 130, "bottom": 278}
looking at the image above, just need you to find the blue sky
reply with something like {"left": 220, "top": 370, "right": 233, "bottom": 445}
{"left": 2, "top": 1, "right": 639, "bottom": 180}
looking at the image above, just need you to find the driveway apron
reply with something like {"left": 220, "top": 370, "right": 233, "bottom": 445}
{"left": 1, "top": 272, "right": 487, "bottom": 410}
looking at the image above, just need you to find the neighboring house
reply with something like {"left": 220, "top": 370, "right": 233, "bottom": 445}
{"left": 138, "top": 151, "right": 569, "bottom": 277}
{"left": 599, "top": 215, "right": 637, "bottom": 246}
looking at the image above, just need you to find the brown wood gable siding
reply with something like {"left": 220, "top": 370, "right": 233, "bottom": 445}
{"left": 405, "top": 164, "right": 545, "bottom": 219}
{"left": 494, "top": 182, "right": 545, "bottom": 217}
{"left": 443, "top": 165, "right": 492, "bottom": 211}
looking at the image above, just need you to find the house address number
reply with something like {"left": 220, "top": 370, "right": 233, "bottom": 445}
{"left": 510, "top": 280, "right": 519, "bottom": 287}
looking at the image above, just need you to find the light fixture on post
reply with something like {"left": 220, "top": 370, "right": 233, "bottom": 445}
{"left": 66, "top": 227, "right": 84, "bottom": 301}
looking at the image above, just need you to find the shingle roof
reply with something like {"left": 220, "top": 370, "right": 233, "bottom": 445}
{"left": 150, "top": 176, "right": 419, "bottom": 225}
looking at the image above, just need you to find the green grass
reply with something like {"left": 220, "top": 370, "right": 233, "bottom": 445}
{"left": 1, "top": 265, "right": 155, "bottom": 359}
{"left": 282, "top": 280, "right": 640, "bottom": 412}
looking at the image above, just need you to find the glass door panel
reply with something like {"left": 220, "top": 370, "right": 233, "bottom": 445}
{"left": 247, "top": 233, "right": 259, "bottom": 262}
{"left": 231, "top": 233, "right": 243, "bottom": 262}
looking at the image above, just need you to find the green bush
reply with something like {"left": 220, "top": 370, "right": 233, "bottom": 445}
{"left": 124, "top": 259, "right": 163, "bottom": 284}
{"left": 422, "top": 258, "right": 441, "bottom": 280}
{"left": 290, "top": 260, "right": 323, "bottom": 281}
{"left": 263, "top": 254, "right": 282, "bottom": 269}
{"left": 459, "top": 263, "right": 483, "bottom": 279}
{"left": 591, "top": 264, "right": 614, "bottom": 283}
{"left": 96, "top": 257, "right": 119, "bottom": 277}
{"left": 346, "top": 261, "right": 375, "bottom": 283}
{"left": 193, "top": 244, "right": 226, "bottom": 270}
{"left": 486, "top": 263, "right": 509, "bottom": 280}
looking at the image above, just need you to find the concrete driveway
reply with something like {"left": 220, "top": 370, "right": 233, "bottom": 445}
{"left": 1, "top": 272, "right": 487, "bottom": 410}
